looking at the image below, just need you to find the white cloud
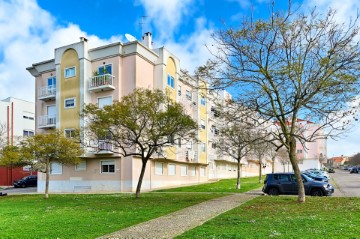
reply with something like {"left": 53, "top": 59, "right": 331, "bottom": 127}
{"left": 0, "top": 0, "right": 121, "bottom": 102}
{"left": 136, "top": 0, "right": 194, "bottom": 41}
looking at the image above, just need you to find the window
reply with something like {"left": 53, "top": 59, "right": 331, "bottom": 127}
{"left": 155, "top": 162, "right": 164, "bottom": 175}
{"left": 211, "top": 142, "right": 217, "bottom": 149}
{"left": 168, "top": 164, "right": 176, "bottom": 176}
{"left": 98, "top": 96, "right": 112, "bottom": 108}
{"left": 186, "top": 141, "right": 192, "bottom": 149}
{"left": 211, "top": 106, "right": 219, "bottom": 117}
{"left": 50, "top": 162, "right": 62, "bottom": 175}
{"left": 167, "top": 74, "right": 175, "bottom": 88}
{"left": 23, "top": 115, "right": 34, "bottom": 120}
{"left": 200, "top": 167, "right": 206, "bottom": 177}
{"left": 178, "top": 85, "right": 181, "bottom": 96}
{"left": 201, "top": 142, "right": 206, "bottom": 152}
{"left": 169, "top": 134, "right": 175, "bottom": 144}
{"left": 101, "top": 160, "right": 115, "bottom": 173}
{"left": 64, "top": 66, "right": 76, "bottom": 78}
{"left": 186, "top": 90, "right": 192, "bottom": 100}
{"left": 189, "top": 166, "right": 196, "bottom": 176}
{"left": 200, "top": 96, "right": 206, "bottom": 106}
{"left": 297, "top": 149, "right": 303, "bottom": 154}
{"left": 75, "top": 160, "right": 87, "bottom": 171}
{"left": 23, "top": 130, "right": 34, "bottom": 137}
{"left": 181, "top": 165, "right": 187, "bottom": 176}
{"left": 64, "top": 98, "right": 76, "bottom": 109}
{"left": 177, "top": 138, "right": 181, "bottom": 147}
{"left": 98, "top": 64, "right": 112, "bottom": 75}
{"left": 200, "top": 120, "right": 205, "bottom": 130}
{"left": 64, "top": 129, "right": 75, "bottom": 138}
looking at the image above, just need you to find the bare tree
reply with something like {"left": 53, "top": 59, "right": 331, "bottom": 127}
{"left": 198, "top": 4, "right": 360, "bottom": 202}
{"left": 350, "top": 153, "right": 360, "bottom": 165}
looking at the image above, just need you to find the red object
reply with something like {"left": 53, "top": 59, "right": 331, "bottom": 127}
{"left": 0, "top": 167, "right": 35, "bottom": 186}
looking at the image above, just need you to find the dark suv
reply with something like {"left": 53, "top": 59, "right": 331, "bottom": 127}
{"left": 13, "top": 175, "right": 37, "bottom": 188}
{"left": 262, "top": 173, "right": 334, "bottom": 196}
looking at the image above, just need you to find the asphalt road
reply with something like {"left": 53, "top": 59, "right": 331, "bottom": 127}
{"left": 330, "top": 169, "right": 360, "bottom": 197}
{"left": 0, "top": 186, "right": 37, "bottom": 195}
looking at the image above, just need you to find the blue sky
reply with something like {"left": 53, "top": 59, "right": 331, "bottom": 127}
{"left": 1, "top": 0, "right": 360, "bottom": 157}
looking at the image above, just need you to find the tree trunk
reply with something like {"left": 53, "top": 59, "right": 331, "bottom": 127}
{"left": 45, "top": 159, "right": 50, "bottom": 199}
{"left": 289, "top": 137, "right": 305, "bottom": 203}
{"left": 135, "top": 159, "right": 148, "bottom": 198}
{"left": 272, "top": 159, "right": 275, "bottom": 173}
{"left": 258, "top": 158, "right": 262, "bottom": 183}
{"left": 236, "top": 160, "right": 241, "bottom": 190}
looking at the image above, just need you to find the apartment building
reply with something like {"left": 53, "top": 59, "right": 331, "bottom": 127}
{"left": 0, "top": 97, "right": 36, "bottom": 185}
{"left": 273, "top": 119, "right": 327, "bottom": 172}
{"left": 27, "top": 33, "right": 209, "bottom": 193}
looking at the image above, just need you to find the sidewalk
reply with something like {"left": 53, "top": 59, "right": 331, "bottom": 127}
{"left": 97, "top": 191, "right": 261, "bottom": 239}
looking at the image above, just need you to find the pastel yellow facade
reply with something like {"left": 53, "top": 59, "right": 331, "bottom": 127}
{"left": 60, "top": 49, "right": 80, "bottom": 131}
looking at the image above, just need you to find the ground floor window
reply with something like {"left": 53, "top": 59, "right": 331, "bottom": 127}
{"left": 181, "top": 165, "right": 187, "bottom": 176}
{"left": 200, "top": 167, "right": 206, "bottom": 177}
{"left": 75, "top": 160, "right": 87, "bottom": 171}
{"left": 101, "top": 160, "right": 115, "bottom": 173}
{"left": 189, "top": 166, "right": 196, "bottom": 176}
{"left": 50, "top": 162, "right": 62, "bottom": 175}
{"left": 168, "top": 164, "right": 176, "bottom": 176}
{"left": 155, "top": 162, "right": 164, "bottom": 175}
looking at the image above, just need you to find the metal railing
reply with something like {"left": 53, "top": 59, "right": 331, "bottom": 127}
{"left": 89, "top": 74, "right": 114, "bottom": 89}
{"left": 38, "top": 115, "right": 56, "bottom": 128}
{"left": 38, "top": 85, "right": 56, "bottom": 99}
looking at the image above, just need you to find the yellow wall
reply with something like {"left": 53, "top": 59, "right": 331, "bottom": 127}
{"left": 165, "top": 57, "right": 176, "bottom": 159}
{"left": 199, "top": 81, "right": 207, "bottom": 164}
{"left": 60, "top": 49, "right": 80, "bottom": 131}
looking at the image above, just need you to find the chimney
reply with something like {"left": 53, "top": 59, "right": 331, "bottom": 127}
{"left": 80, "top": 37, "right": 88, "bottom": 42}
{"left": 142, "top": 32, "right": 152, "bottom": 49}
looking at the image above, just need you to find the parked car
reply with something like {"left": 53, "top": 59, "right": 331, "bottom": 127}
{"left": 350, "top": 167, "right": 359, "bottom": 174}
{"left": 13, "top": 175, "right": 37, "bottom": 188}
{"left": 328, "top": 168, "right": 335, "bottom": 173}
{"left": 302, "top": 172, "right": 329, "bottom": 182}
{"left": 262, "top": 173, "right": 334, "bottom": 196}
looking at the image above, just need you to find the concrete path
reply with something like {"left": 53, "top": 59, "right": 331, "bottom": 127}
{"left": 97, "top": 192, "right": 260, "bottom": 239}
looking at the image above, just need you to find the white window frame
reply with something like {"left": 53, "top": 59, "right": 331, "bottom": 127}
{"left": 155, "top": 162, "right": 164, "bottom": 175}
{"left": 167, "top": 74, "right": 175, "bottom": 88}
{"left": 200, "top": 120, "right": 205, "bottom": 130}
{"left": 75, "top": 160, "right": 87, "bottom": 171}
{"left": 200, "top": 167, "right": 206, "bottom": 177}
{"left": 200, "top": 96, "right": 206, "bottom": 106}
{"left": 64, "top": 66, "right": 76, "bottom": 78}
{"left": 64, "top": 97, "right": 76, "bottom": 109}
{"left": 186, "top": 141, "right": 192, "bottom": 149}
{"left": 23, "top": 130, "right": 34, "bottom": 137}
{"left": 64, "top": 128, "right": 75, "bottom": 138}
{"left": 168, "top": 164, "right": 176, "bottom": 176}
{"left": 181, "top": 165, "right": 187, "bottom": 176}
{"left": 189, "top": 166, "right": 196, "bottom": 176}
{"left": 50, "top": 162, "right": 62, "bottom": 175}
{"left": 201, "top": 142, "right": 206, "bottom": 152}
{"left": 100, "top": 160, "right": 115, "bottom": 174}
{"left": 97, "top": 96, "right": 113, "bottom": 109}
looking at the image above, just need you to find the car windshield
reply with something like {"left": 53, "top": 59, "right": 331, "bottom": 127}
{"left": 302, "top": 174, "right": 313, "bottom": 182}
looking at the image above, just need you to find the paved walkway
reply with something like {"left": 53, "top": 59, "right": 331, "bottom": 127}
{"left": 97, "top": 191, "right": 261, "bottom": 239}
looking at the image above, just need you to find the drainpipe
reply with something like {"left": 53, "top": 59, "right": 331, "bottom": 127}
{"left": 6, "top": 106, "right": 9, "bottom": 145}
{"left": 11, "top": 102, "right": 14, "bottom": 146}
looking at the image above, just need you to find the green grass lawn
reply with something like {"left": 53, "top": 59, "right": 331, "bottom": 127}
{"left": 0, "top": 193, "right": 222, "bottom": 239}
{"left": 155, "top": 176, "right": 263, "bottom": 193}
{"left": 176, "top": 196, "right": 360, "bottom": 239}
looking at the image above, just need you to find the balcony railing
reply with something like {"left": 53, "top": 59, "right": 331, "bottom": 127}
{"left": 88, "top": 74, "right": 115, "bottom": 93}
{"left": 38, "top": 85, "right": 56, "bottom": 101}
{"left": 38, "top": 115, "right": 56, "bottom": 129}
{"left": 95, "top": 140, "right": 113, "bottom": 155}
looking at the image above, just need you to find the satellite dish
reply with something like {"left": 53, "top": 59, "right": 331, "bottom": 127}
{"left": 125, "top": 33, "right": 137, "bottom": 42}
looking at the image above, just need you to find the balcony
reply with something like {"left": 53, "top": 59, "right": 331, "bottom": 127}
{"left": 95, "top": 140, "right": 114, "bottom": 155}
{"left": 38, "top": 115, "right": 56, "bottom": 129}
{"left": 38, "top": 85, "right": 56, "bottom": 101}
{"left": 88, "top": 74, "right": 115, "bottom": 93}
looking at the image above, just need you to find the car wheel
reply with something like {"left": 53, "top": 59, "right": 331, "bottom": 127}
{"left": 268, "top": 188, "right": 280, "bottom": 196}
{"left": 310, "top": 189, "right": 323, "bottom": 196}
